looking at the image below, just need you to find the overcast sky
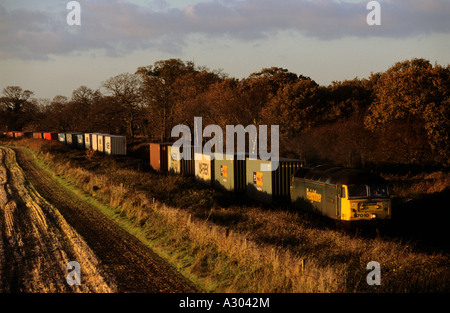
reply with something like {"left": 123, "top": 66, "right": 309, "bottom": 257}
{"left": 0, "top": 0, "right": 449, "bottom": 99}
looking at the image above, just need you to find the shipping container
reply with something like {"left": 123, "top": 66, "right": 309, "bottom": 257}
{"left": 168, "top": 145, "right": 181, "bottom": 174}
{"left": 213, "top": 153, "right": 247, "bottom": 193}
{"left": 149, "top": 142, "right": 171, "bottom": 172}
{"left": 13, "top": 131, "right": 24, "bottom": 138}
{"left": 181, "top": 146, "right": 197, "bottom": 176}
{"left": 246, "top": 157, "right": 303, "bottom": 204}
{"left": 104, "top": 135, "right": 127, "bottom": 155}
{"left": 34, "top": 132, "right": 43, "bottom": 139}
{"left": 43, "top": 132, "right": 58, "bottom": 140}
{"left": 75, "top": 134, "right": 85, "bottom": 149}
{"left": 96, "top": 134, "right": 107, "bottom": 153}
{"left": 167, "top": 145, "right": 198, "bottom": 176}
{"left": 194, "top": 152, "right": 215, "bottom": 185}
{"left": 91, "top": 133, "right": 103, "bottom": 151}
{"left": 65, "top": 133, "right": 75, "bottom": 146}
{"left": 84, "top": 133, "right": 93, "bottom": 149}
{"left": 58, "top": 133, "right": 66, "bottom": 143}
{"left": 65, "top": 132, "right": 82, "bottom": 147}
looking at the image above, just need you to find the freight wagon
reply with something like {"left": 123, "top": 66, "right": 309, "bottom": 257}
{"left": 213, "top": 153, "right": 246, "bottom": 193}
{"left": 84, "top": 133, "right": 93, "bottom": 149}
{"left": 97, "top": 134, "right": 105, "bottom": 152}
{"left": 246, "top": 158, "right": 303, "bottom": 203}
{"left": 13, "top": 131, "right": 24, "bottom": 138}
{"left": 5, "top": 131, "right": 36, "bottom": 138}
{"left": 91, "top": 133, "right": 105, "bottom": 151}
{"left": 168, "top": 145, "right": 181, "bottom": 174}
{"left": 65, "top": 132, "right": 83, "bottom": 147}
{"left": 75, "top": 134, "right": 85, "bottom": 149}
{"left": 290, "top": 165, "right": 391, "bottom": 222}
{"left": 104, "top": 135, "right": 127, "bottom": 155}
{"left": 167, "top": 145, "right": 197, "bottom": 176}
{"left": 150, "top": 142, "right": 171, "bottom": 172}
{"left": 43, "top": 132, "right": 58, "bottom": 141}
{"left": 58, "top": 133, "right": 66, "bottom": 143}
{"left": 95, "top": 133, "right": 119, "bottom": 153}
{"left": 194, "top": 152, "right": 215, "bottom": 185}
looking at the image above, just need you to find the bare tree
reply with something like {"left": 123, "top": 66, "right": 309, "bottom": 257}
{"left": 102, "top": 73, "right": 143, "bottom": 137}
{"left": 0, "top": 86, "right": 34, "bottom": 130}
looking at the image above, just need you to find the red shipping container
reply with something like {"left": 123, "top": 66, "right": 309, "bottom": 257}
{"left": 149, "top": 142, "right": 172, "bottom": 172}
{"left": 43, "top": 132, "right": 58, "bottom": 140}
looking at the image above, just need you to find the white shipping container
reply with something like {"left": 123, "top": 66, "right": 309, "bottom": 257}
{"left": 97, "top": 134, "right": 105, "bottom": 153}
{"left": 84, "top": 133, "right": 93, "bottom": 149}
{"left": 91, "top": 133, "right": 101, "bottom": 151}
{"left": 194, "top": 152, "right": 214, "bottom": 184}
{"left": 104, "top": 135, "right": 127, "bottom": 155}
{"left": 168, "top": 145, "right": 181, "bottom": 174}
{"left": 91, "top": 133, "right": 107, "bottom": 152}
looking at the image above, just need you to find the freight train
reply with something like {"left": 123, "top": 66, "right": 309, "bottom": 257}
{"left": 2, "top": 131, "right": 127, "bottom": 155}
{"left": 152, "top": 143, "right": 391, "bottom": 223}
{"left": 2, "top": 131, "right": 391, "bottom": 223}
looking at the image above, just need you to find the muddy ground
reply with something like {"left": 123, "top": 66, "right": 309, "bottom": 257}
{"left": 0, "top": 146, "right": 197, "bottom": 293}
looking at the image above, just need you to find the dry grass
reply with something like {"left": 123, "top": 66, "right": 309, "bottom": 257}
{"left": 4, "top": 138, "right": 449, "bottom": 293}
{"left": 383, "top": 171, "right": 450, "bottom": 197}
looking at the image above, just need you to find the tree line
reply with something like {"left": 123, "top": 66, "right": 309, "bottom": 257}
{"left": 1, "top": 58, "right": 448, "bottom": 167}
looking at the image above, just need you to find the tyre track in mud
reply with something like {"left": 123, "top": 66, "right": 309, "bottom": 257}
{"left": 3, "top": 146, "right": 197, "bottom": 293}
{"left": 0, "top": 147, "right": 114, "bottom": 292}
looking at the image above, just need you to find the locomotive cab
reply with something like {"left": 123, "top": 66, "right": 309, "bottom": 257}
{"left": 339, "top": 184, "right": 391, "bottom": 221}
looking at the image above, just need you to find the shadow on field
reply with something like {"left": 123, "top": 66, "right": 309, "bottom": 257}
{"left": 384, "top": 188, "right": 450, "bottom": 253}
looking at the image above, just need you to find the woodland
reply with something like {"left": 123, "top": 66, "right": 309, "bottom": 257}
{"left": 1, "top": 58, "right": 448, "bottom": 168}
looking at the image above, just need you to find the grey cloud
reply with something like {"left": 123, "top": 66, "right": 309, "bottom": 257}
{"left": 0, "top": 0, "right": 448, "bottom": 60}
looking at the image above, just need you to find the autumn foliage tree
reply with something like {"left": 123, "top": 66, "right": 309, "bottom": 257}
{"left": 260, "top": 77, "right": 321, "bottom": 139}
{"left": 365, "top": 58, "right": 450, "bottom": 161}
{"left": 136, "top": 59, "right": 199, "bottom": 141}
{"left": 324, "top": 78, "right": 374, "bottom": 123}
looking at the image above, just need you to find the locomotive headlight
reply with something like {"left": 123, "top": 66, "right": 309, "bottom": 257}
{"left": 371, "top": 213, "right": 377, "bottom": 219}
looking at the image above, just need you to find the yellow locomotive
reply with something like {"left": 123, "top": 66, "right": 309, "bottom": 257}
{"left": 290, "top": 165, "right": 391, "bottom": 222}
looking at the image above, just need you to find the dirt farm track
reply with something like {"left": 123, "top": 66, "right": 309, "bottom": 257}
{"left": 0, "top": 146, "right": 196, "bottom": 293}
